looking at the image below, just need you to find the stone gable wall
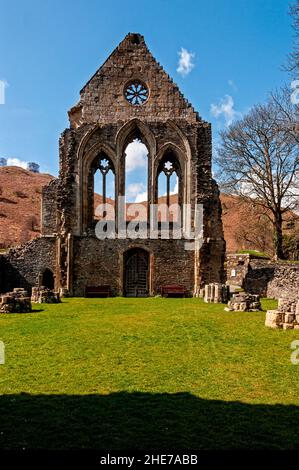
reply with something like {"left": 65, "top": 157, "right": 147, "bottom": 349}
{"left": 1, "top": 33, "right": 225, "bottom": 296}
{"left": 70, "top": 33, "right": 200, "bottom": 127}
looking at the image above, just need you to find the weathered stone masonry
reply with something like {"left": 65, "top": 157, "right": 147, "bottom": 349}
{"left": 244, "top": 260, "right": 299, "bottom": 299}
{"left": 226, "top": 254, "right": 299, "bottom": 300}
{"left": 0, "top": 237, "right": 56, "bottom": 293}
{"left": 0, "top": 33, "right": 225, "bottom": 296}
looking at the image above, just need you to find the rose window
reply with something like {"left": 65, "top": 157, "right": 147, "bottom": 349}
{"left": 124, "top": 80, "right": 149, "bottom": 105}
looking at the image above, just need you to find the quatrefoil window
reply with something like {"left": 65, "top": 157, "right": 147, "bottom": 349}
{"left": 124, "top": 80, "right": 149, "bottom": 106}
{"left": 163, "top": 161, "right": 174, "bottom": 175}
{"left": 98, "top": 157, "right": 113, "bottom": 175}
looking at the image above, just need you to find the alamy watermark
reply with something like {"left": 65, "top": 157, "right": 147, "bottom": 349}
{"left": 291, "top": 80, "right": 299, "bottom": 105}
{"left": 0, "top": 341, "right": 4, "bottom": 365}
{"left": 290, "top": 340, "right": 299, "bottom": 365}
{"left": 94, "top": 198, "right": 204, "bottom": 251}
{"left": 0, "top": 80, "right": 7, "bottom": 105}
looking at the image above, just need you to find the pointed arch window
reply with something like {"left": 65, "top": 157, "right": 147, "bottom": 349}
{"left": 123, "top": 134, "right": 149, "bottom": 223}
{"left": 93, "top": 153, "right": 115, "bottom": 221}
{"left": 158, "top": 152, "right": 181, "bottom": 205}
{"left": 157, "top": 151, "right": 182, "bottom": 227}
{"left": 97, "top": 156, "right": 114, "bottom": 205}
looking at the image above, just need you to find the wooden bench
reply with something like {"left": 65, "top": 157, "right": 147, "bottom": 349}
{"left": 160, "top": 284, "right": 187, "bottom": 298}
{"left": 85, "top": 285, "right": 111, "bottom": 298}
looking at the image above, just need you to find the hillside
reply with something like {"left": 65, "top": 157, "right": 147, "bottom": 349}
{"left": 220, "top": 193, "right": 273, "bottom": 254}
{"left": 0, "top": 166, "right": 297, "bottom": 255}
{"left": 0, "top": 166, "right": 53, "bottom": 248}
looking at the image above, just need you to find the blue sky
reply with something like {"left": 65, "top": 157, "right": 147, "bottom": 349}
{"left": 0, "top": 0, "right": 294, "bottom": 181}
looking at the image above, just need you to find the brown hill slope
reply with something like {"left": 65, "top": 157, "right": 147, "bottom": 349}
{"left": 220, "top": 193, "right": 274, "bottom": 254}
{"left": 0, "top": 166, "right": 53, "bottom": 248}
{"left": 0, "top": 166, "right": 297, "bottom": 255}
{"left": 221, "top": 193, "right": 299, "bottom": 256}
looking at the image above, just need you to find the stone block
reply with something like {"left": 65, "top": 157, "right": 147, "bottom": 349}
{"left": 204, "top": 283, "right": 229, "bottom": 304}
{"left": 265, "top": 310, "right": 282, "bottom": 327}
{"left": 0, "top": 290, "right": 32, "bottom": 314}
{"left": 283, "top": 323, "right": 294, "bottom": 330}
{"left": 285, "top": 313, "right": 295, "bottom": 324}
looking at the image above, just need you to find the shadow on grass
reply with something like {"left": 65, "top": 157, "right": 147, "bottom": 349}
{"left": 1, "top": 309, "right": 45, "bottom": 315}
{"left": 0, "top": 392, "right": 299, "bottom": 450}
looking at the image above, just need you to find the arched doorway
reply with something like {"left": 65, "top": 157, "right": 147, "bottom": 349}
{"left": 124, "top": 248, "right": 149, "bottom": 297}
{"left": 42, "top": 269, "right": 55, "bottom": 290}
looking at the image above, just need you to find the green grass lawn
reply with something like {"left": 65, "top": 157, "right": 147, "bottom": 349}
{"left": 237, "top": 249, "right": 270, "bottom": 258}
{"left": 1, "top": 297, "right": 299, "bottom": 450}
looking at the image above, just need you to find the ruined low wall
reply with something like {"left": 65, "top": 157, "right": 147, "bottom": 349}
{"left": 0, "top": 237, "right": 56, "bottom": 294}
{"left": 265, "top": 264, "right": 299, "bottom": 299}
{"left": 226, "top": 254, "right": 251, "bottom": 286}
{"left": 226, "top": 254, "right": 299, "bottom": 299}
{"left": 244, "top": 260, "right": 299, "bottom": 299}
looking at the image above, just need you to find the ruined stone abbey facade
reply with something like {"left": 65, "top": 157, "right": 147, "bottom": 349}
{"left": 0, "top": 33, "right": 225, "bottom": 296}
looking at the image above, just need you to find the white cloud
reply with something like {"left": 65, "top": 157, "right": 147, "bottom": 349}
{"left": 127, "top": 182, "right": 144, "bottom": 197}
{"left": 125, "top": 139, "right": 148, "bottom": 172}
{"left": 135, "top": 191, "right": 148, "bottom": 203}
{"left": 177, "top": 48, "right": 195, "bottom": 77}
{"left": 210, "top": 95, "right": 241, "bottom": 126}
{"left": 127, "top": 182, "right": 148, "bottom": 203}
{"left": 171, "top": 177, "right": 179, "bottom": 195}
{"left": 6, "top": 157, "right": 28, "bottom": 169}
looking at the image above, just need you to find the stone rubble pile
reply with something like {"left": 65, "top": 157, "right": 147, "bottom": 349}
{"left": 31, "top": 286, "right": 61, "bottom": 304}
{"left": 199, "top": 283, "right": 230, "bottom": 303}
{"left": 225, "top": 292, "right": 261, "bottom": 312}
{"left": 0, "top": 288, "right": 32, "bottom": 313}
{"left": 265, "top": 298, "right": 299, "bottom": 329}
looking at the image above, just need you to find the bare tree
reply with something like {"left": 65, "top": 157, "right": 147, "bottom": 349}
{"left": 286, "top": 0, "right": 299, "bottom": 75}
{"left": 283, "top": 230, "right": 299, "bottom": 260}
{"left": 234, "top": 203, "right": 274, "bottom": 256}
{"left": 216, "top": 89, "right": 299, "bottom": 260}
